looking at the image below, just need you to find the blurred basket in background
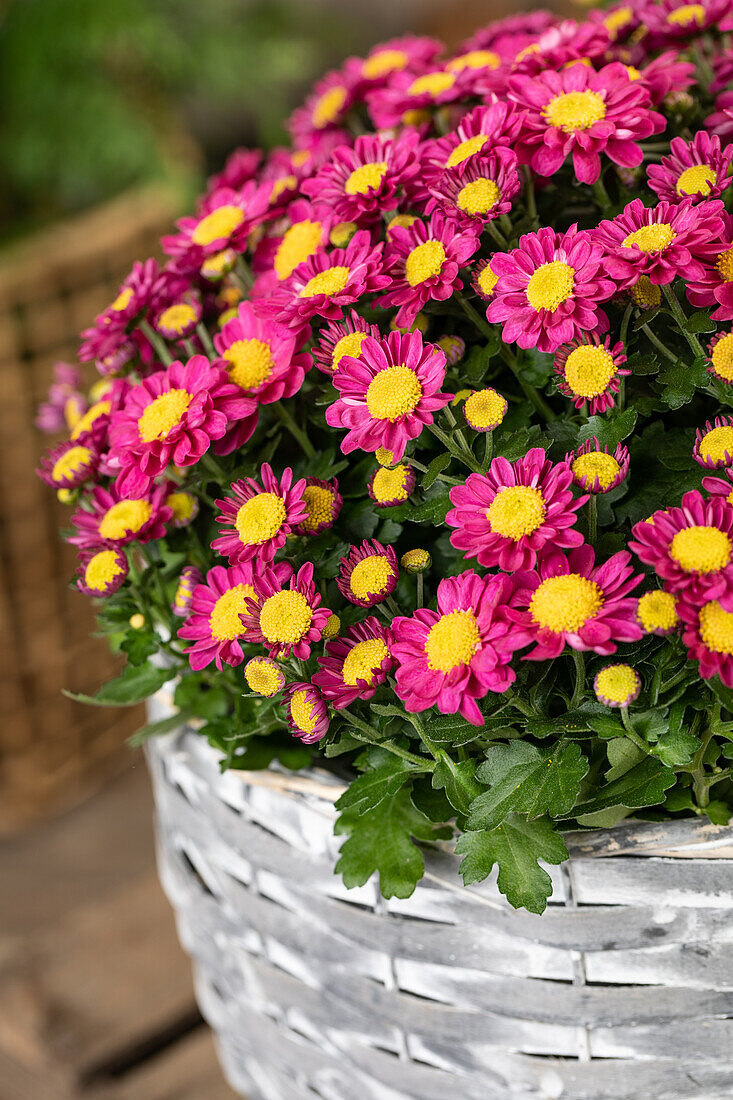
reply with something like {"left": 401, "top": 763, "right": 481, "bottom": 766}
{"left": 0, "top": 184, "right": 183, "bottom": 833}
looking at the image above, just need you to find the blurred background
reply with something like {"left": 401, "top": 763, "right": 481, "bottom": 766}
{"left": 0, "top": 1, "right": 568, "bottom": 1096}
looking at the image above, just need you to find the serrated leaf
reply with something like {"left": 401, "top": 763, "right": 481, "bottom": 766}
{"left": 127, "top": 708, "right": 191, "bottom": 747}
{"left": 468, "top": 741, "right": 588, "bottom": 830}
{"left": 685, "top": 312, "right": 717, "bottom": 334}
{"left": 587, "top": 713, "right": 626, "bottom": 739}
{"left": 63, "top": 663, "right": 174, "bottom": 707}
{"left": 335, "top": 750, "right": 417, "bottom": 815}
{"left": 657, "top": 358, "right": 708, "bottom": 409}
{"left": 654, "top": 728, "right": 700, "bottom": 767}
{"left": 121, "top": 628, "right": 158, "bottom": 666}
{"left": 456, "top": 816, "right": 568, "bottom": 914}
{"left": 432, "top": 757, "right": 482, "bottom": 814}
{"left": 578, "top": 407, "right": 637, "bottom": 449}
{"left": 423, "top": 711, "right": 484, "bottom": 745}
{"left": 704, "top": 800, "right": 732, "bottom": 825}
{"left": 569, "top": 758, "right": 675, "bottom": 817}
{"left": 605, "top": 737, "right": 645, "bottom": 781}
{"left": 422, "top": 452, "right": 452, "bottom": 489}
{"left": 335, "top": 788, "right": 450, "bottom": 899}
{"left": 407, "top": 491, "right": 452, "bottom": 525}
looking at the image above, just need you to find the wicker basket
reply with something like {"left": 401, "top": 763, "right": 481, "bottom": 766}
{"left": 146, "top": 692, "right": 733, "bottom": 1100}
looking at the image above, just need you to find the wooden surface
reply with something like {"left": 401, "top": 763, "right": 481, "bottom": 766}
{"left": 0, "top": 761, "right": 238, "bottom": 1100}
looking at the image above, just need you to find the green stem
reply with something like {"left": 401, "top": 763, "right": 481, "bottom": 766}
{"left": 416, "top": 573, "right": 424, "bottom": 610}
{"left": 570, "top": 650, "right": 586, "bottom": 710}
{"left": 592, "top": 176, "right": 613, "bottom": 213}
{"left": 385, "top": 595, "right": 401, "bottom": 617}
{"left": 522, "top": 165, "right": 538, "bottom": 226}
{"left": 340, "top": 710, "right": 432, "bottom": 769}
{"left": 139, "top": 320, "right": 174, "bottom": 366}
{"left": 427, "top": 422, "right": 483, "bottom": 473}
{"left": 501, "top": 347, "right": 557, "bottom": 422}
{"left": 586, "top": 494, "right": 597, "bottom": 546}
{"left": 619, "top": 302, "right": 633, "bottom": 350}
{"left": 196, "top": 322, "right": 215, "bottom": 357}
{"left": 690, "top": 724, "right": 715, "bottom": 810}
{"left": 641, "top": 323, "right": 678, "bottom": 363}
{"left": 274, "top": 402, "right": 316, "bottom": 458}
{"left": 482, "top": 432, "right": 493, "bottom": 468}
{"left": 662, "top": 284, "right": 705, "bottom": 359}
{"left": 503, "top": 689, "right": 538, "bottom": 719}
{"left": 620, "top": 707, "right": 654, "bottom": 756}
{"left": 456, "top": 291, "right": 495, "bottom": 340}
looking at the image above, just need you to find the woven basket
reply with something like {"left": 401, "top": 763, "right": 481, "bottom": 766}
{"left": 146, "top": 693, "right": 733, "bottom": 1100}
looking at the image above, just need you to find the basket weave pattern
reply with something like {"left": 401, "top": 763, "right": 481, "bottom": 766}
{"left": 147, "top": 711, "right": 733, "bottom": 1100}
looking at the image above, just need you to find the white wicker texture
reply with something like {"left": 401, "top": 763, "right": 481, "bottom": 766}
{"left": 146, "top": 704, "right": 733, "bottom": 1100}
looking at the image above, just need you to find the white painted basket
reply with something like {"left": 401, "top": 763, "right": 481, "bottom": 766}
{"left": 146, "top": 695, "right": 733, "bottom": 1100}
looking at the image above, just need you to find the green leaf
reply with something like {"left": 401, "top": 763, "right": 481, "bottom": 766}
{"left": 422, "top": 452, "right": 452, "bottom": 489}
{"left": 432, "top": 757, "right": 482, "bottom": 815}
{"left": 576, "top": 806, "right": 634, "bottom": 827}
{"left": 605, "top": 737, "right": 645, "bottom": 782}
{"left": 335, "top": 788, "right": 450, "bottom": 899}
{"left": 335, "top": 750, "right": 417, "bottom": 815}
{"left": 468, "top": 741, "right": 588, "bottom": 830}
{"left": 685, "top": 311, "right": 717, "bottom": 334}
{"left": 657, "top": 358, "right": 708, "bottom": 409}
{"left": 455, "top": 816, "right": 568, "bottom": 914}
{"left": 127, "top": 708, "right": 191, "bottom": 747}
{"left": 655, "top": 728, "right": 700, "bottom": 767}
{"left": 423, "top": 711, "right": 486, "bottom": 745}
{"left": 704, "top": 800, "right": 732, "bottom": 826}
{"left": 569, "top": 758, "right": 675, "bottom": 817}
{"left": 587, "top": 713, "right": 626, "bottom": 739}
{"left": 578, "top": 407, "right": 637, "bottom": 449}
{"left": 63, "top": 663, "right": 174, "bottom": 707}
{"left": 121, "top": 628, "right": 158, "bottom": 666}
{"left": 407, "top": 491, "right": 452, "bottom": 525}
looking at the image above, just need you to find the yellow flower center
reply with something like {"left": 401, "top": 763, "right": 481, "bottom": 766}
{"left": 447, "top": 49, "right": 500, "bottom": 71}
{"left": 289, "top": 689, "right": 318, "bottom": 735}
{"left": 572, "top": 452, "right": 621, "bottom": 490}
{"left": 174, "top": 573, "right": 197, "bottom": 611}
{"left": 446, "top": 134, "right": 489, "bottom": 168}
{"left": 408, "top": 71, "right": 456, "bottom": 97}
{"left": 245, "top": 659, "right": 282, "bottom": 696}
{"left": 192, "top": 205, "right": 245, "bottom": 247}
{"left": 676, "top": 164, "right": 716, "bottom": 197}
{"left": 622, "top": 223, "right": 676, "bottom": 252}
{"left": 312, "top": 85, "right": 347, "bottom": 129}
{"left": 563, "top": 345, "right": 617, "bottom": 398}
{"left": 299, "top": 266, "right": 350, "bottom": 298}
{"left": 401, "top": 548, "right": 430, "bottom": 570}
{"left": 223, "top": 338, "right": 274, "bottom": 390}
{"left": 271, "top": 175, "right": 296, "bottom": 203}
{"left": 345, "top": 162, "right": 389, "bottom": 195}
{"left": 375, "top": 447, "right": 394, "bottom": 466}
{"left": 371, "top": 464, "right": 410, "bottom": 503}
{"left": 424, "top": 609, "right": 481, "bottom": 673}
{"left": 477, "top": 262, "right": 499, "bottom": 297}
{"left": 362, "top": 48, "right": 409, "bottom": 79}
{"left": 259, "top": 590, "right": 313, "bottom": 645}
{"left": 70, "top": 400, "right": 111, "bottom": 440}
{"left": 322, "top": 612, "right": 340, "bottom": 638}
{"left": 699, "top": 600, "right": 733, "bottom": 654}
{"left": 712, "top": 334, "right": 733, "bottom": 381}
{"left": 166, "top": 491, "right": 196, "bottom": 523}
{"left": 85, "top": 550, "right": 125, "bottom": 591}
{"left": 342, "top": 638, "right": 390, "bottom": 686}
{"left": 137, "top": 389, "right": 192, "bottom": 442}
{"left": 111, "top": 287, "right": 133, "bottom": 312}
{"left": 405, "top": 240, "right": 446, "bottom": 286}
{"left": 631, "top": 275, "right": 662, "bottom": 308}
{"left": 332, "top": 331, "right": 369, "bottom": 372}
{"left": 669, "top": 525, "right": 732, "bottom": 573}
{"left": 330, "top": 222, "right": 357, "bottom": 247}
{"left": 366, "top": 365, "right": 423, "bottom": 421}
{"left": 349, "top": 555, "right": 395, "bottom": 600}
{"left": 667, "top": 3, "right": 705, "bottom": 26}
{"left": 157, "top": 303, "right": 197, "bottom": 335}
{"left": 98, "top": 499, "right": 152, "bottom": 540}
{"left": 51, "top": 445, "right": 92, "bottom": 483}
{"left": 530, "top": 574, "right": 604, "bottom": 632}
{"left": 604, "top": 5, "right": 633, "bottom": 36}
{"left": 464, "top": 388, "right": 506, "bottom": 429}
{"left": 201, "top": 249, "right": 235, "bottom": 279}
{"left": 209, "top": 584, "right": 255, "bottom": 642}
{"left": 699, "top": 425, "right": 733, "bottom": 465}
{"left": 526, "top": 261, "right": 575, "bottom": 312}
{"left": 275, "top": 220, "right": 323, "bottom": 281}
{"left": 543, "top": 90, "right": 606, "bottom": 132}
{"left": 456, "top": 178, "right": 501, "bottom": 216}
{"left": 486, "top": 485, "right": 546, "bottom": 539}
{"left": 595, "top": 664, "right": 638, "bottom": 704}
{"left": 638, "top": 590, "right": 679, "bottom": 633}
{"left": 235, "top": 492, "right": 286, "bottom": 546}
{"left": 300, "top": 485, "right": 335, "bottom": 531}
{"left": 717, "top": 248, "right": 733, "bottom": 283}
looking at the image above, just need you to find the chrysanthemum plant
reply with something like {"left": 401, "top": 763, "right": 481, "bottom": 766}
{"left": 38, "top": 1, "right": 733, "bottom": 913}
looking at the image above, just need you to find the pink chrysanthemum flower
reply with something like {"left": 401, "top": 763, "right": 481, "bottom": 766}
{"left": 694, "top": 417, "right": 733, "bottom": 469}
{"left": 554, "top": 336, "right": 629, "bottom": 414}
{"left": 343, "top": 36, "right": 442, "bottom": 93}
{"left": 337, "top": 539, "right": 399, "bottom": 608}
{"left": 686, "top": 211, "right": 733, "bottom": 322}
{"left": 589, "top": 2, "right": 640, "bottom": 42}
{"left": 313, "top": 616, "right": 394, "bottom": 708}
{"left": 258, "top": 199, "right": 333, "bottom": 288}
{"left": 36, "top": 363, "right": 87, "bottom": 434}
{"left": 511, "top": 20, "right": 610, "bottom": 77}
{"left": 207, "top": 147, "right": 262, "bottom": 194}
{"left": 178, "top": 561, "right": 290, "bottom": 671}
{"left": 294, "top": 478, "right": 343, "bottom": 536}
{"left": 629, "top": 50, "right": 696, "bottom": 106}
{"left": 325, "top": 330, "right": 451, "bottom": 462}
{"left": 68, "top": 482, "right": 171, "bottom": 550}
{"left": 161, "top": 184, "right": 269, "bottom": 274}
{"left": 594, "top": 664, "right": 641, "bottom": 708}
{"left": 288, "top": 69, "right": 354, "bottom": 150}
{"left": 640, "top": 0, "right": 730, "bottom": 39}
{"left": 78, "top": 260, "right": 183, "bottom": 365}
{"left": 637, "top": 589, "right": 680, "bottom": 635}
{"left": 164, "top": 487, "right": 199, "bottom": 529}
{"left": 648, "top": 133, "right": 733, "bottom": 204}
{"left": 707, "top": 90, "right": 733, "bottom": 146}
{"left": 447, "top": 447, "right": 587, "bottom": 572}
{"left": 282, "top": 682, "right": 330, "bottom": 744}
{"left": 244, "top": 656, "right": 285, "bottom": 698}
{"left": 506, "top": 546, "right": 642, "bottom": 660}
{"left": 302, "top": 132, "right": 420, "bottom": 225}
{"left": 241, "top": 562, "right": 331, "bottom": 660}
{"left": 437, "top": 335, "right": 465, "bottom": 366}
{"left": 678, "top": 595, "right": 733, "bottom": 686}
{"left": 629, "top": 490, "right": 733, "bottom": 603}
{"left": 463, "top": 388, "right": 508, "bottom": 432}
{"left": 703, "top": 467, "right": 733, "bottom": 506}
{"left": 212, "top": 464, "right": 307, "bottom": 565}
{"left": 172, "top": 566, "right": 202, "bottom": 618}
{"left": 392, "top": 571, "right": 520, "bottom": 726}
{"left": 472, "top": 258, "right": 499, "bottom": 302}
{"left": 76, "top": 548, "right": 129, "bottom": 598}
{"left": 366, "top": 66, "right": 466, "bottom": 130}
{"left": 379, "top": 213, "right": 480, "bottom": 328}
{"left": 108, "top": 356, "right": 246, "bottom": 496}
{"left": 368, "top": 462, "right": 416, "bottom": 507}
{"left": 507, "top": 62, "right": 664, "bottom": 184}
{"left": 37, "top": 440, "right": 98, "bottom": 490}
{"left": 154, "top": 293, "right": 202, "bottom": 341}
{"left": 463, "top": 10, "right": 555, "bottom": 55}
{"left": 567, "top": 438, "right": 630, "bottom": 495}
{"left": 706, "top": 332, "right": 733, "bottom": 385}
{"left": 426, "top": 150, "right": 520, "bottom": 228}
{"left": 487, "top": 225, "right": 615, "bottom": 354}
{"left": 311, "top": 310, "right": 381, "bottom": 376}
{"left": 260, "top": 230, "right": 389, "bottom": 330}
{"left": 420, "top": 101, "right": 524, "bottom": 192}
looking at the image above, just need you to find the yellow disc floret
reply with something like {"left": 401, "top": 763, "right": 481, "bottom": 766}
{"left": 638, "top": 590, "right": 679, "bottom": 633}
{"left": 477, "top": 262, "right": 499, "bottom": 298}
{"left": 342, "top": 639, "right": 390, "bottom": 686}
{"left": 526, "top": 261, "right": 575, "bottom": 312}
{"left": 456, "top": 178, "right": 501, "bottom": 216}
{"left": 349, "top": 555, "right": 395, "bottom": 600}
{"left": 51, "top": 445, "right": 92, "bottom": 484}
{"left": 192, "top": 206, "right": 244, "bottom": 247}
{"left": 595, "top": 664, "right": 639, "bottom": 705}
{"left": 322, "top": 612, "right": 340, "bottom": 639}
{"left": 235, "top": 493, "right": 286, "bottom": 546}
{"left": 667, "top": 3, "right": 705, "bottom": 26}
{"left": 669, "top": 525, "right": 732, "bottom": 573}
{"left": 718, "top": 247, "right": 733, "bottom": 283}
{"left": 446, "top": 134, "right": 488, "bottom": 168}
{"left": 699, "top": 600, "right": 733, "bottom": 654}
{"left": 85, "top": 550, "right": 125, "bottom": 592}
{"left": 563, "top": 345, "right": 616, "bottom": 398}
{"left": 571, "top": 452, "right": 621, "bottom": 491}
{"left": 401, "top": 548, "right": 431, "bottom": 572}
{"left": 447, "top": 49, "right": 500, "bottom": 72}
{"left": 299, "top": 266, "right": 350, "bottom": 298}
{"left": 275, "top": 220, "right": 323, "bottom": 281}
{"left": 157, "top": 303, "right": 197, "bottom": 335}
{"left": 631, "top": 276, "right": 662, "bottom": 308}
{"left": 110, "top": 287, "right": 133, "bottom": 312}
{"left": 70, "top": 400, "right": 111, "bottom": 441}
{"left": 371, "top": 464, "right": 410, "bottom": 503}
{"left": 301, "top": 485, "right": 335, "bottom": 532}
{"left": 711, "top": 335, "right": 733, "bottom": 382}
{"left": 622, "top": 223, "right": 676, "bottom": 252}
{"left": 366, "top": 365, "right": 422, "bottom": 421}
{"left": 543, "top": 90, "right": 606, "bottom": 132}
{"left": 530, "top": 574, "right": 604, "bottom": 632}
{"left": 245, "top": 658, "right": 283, "bottom": 697}
{"left": 289, "top": 689, "right": 318, "bottom": 734}
{"left": 676, "top": 164, "right": 716, "bottom": 198}
{"left": 345, "top": 162, "right": 389, "bottom": 195}
{"left": 332, "top": 331, "right": 369, "bottom": 372}
{"left": 312, "top": 85, "right": 347, "bottom": 129}
{"left": 405, "top": 240, "right": 446, "bottom": 286}
{"left": 224, "top": 338, "right": 274, "bottom": 390}
{"left": 699, "top": 425, "right": 733, "bottom": 465}
{"left": 98, "top": 499, "right": 152, "bottom": 540}
{"left": 362, "top": 48, "right": 409, "bottom": 79}
{"left": 464, "top": 388, "right": 506, "bottom": 430}
{"left": 375, "top": 447, "right": 395, "bottom": 466}
{"left": 487, "top": 486, "right": 546, "bottom": 540}
{"left": 408, "top": 71, "right": 456, "bottom": 97}
{"left": 138, "top": 390, "right": 192, "bottom": 442}
{"left": 259, "top": 590, "right": 313, "bottom": 645}
{"left": 166, "top": 491, "right": 197, "bottom": 524}
{"left": 425, "top": 609, "right": 481, "bottom": 673}
{"left": 209, "top": 584, "right": 255, "bottom": 641}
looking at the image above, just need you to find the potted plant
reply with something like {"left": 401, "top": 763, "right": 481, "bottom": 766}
{"left": 39, "top": 2, "right": 733, "bottom": 1095}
